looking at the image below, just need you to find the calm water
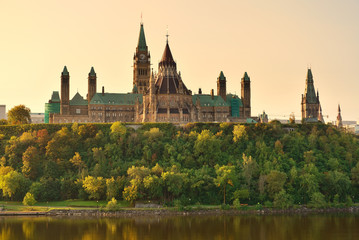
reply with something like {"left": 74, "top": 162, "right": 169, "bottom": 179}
{"left": 0, "top": 214, "right": 359, "bottom": 240}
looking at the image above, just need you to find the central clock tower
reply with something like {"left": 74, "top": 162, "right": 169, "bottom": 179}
{"left": 133, "top": 23, "right": 151, "bottom": 94}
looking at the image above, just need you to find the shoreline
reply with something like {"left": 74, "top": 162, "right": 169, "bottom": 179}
{"left": 1, "top": 206, "right": 359, "bottom": 217}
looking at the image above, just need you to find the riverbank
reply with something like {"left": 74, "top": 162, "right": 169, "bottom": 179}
{"left": 1, "top": 206, "right": 359, "bottom": 217}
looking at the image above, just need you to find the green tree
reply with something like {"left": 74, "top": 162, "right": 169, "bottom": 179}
{"left": 273, "top": 190, "right": 292, "bottom": 209}
{"left": 7, "top": 105, "right": 31, "bottom": 124}
{"left": 214, "top": 164, "right": 235, "bottom": 204}
{"left": 266, "top": 170, "right": 287, "bottom": 198}
{"left": 241, "top": 154, "right": 259, "bottom": 187}
{"left": 308, "top": 192, "right": 327, "bottom": 208}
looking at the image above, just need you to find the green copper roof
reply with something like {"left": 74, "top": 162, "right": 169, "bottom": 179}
{"left": 307, "top": 69, "right": 313, "bottom": 83}
{"left": 246, "top": 118, "right": 257, "bottom": 123}
{"left": 89, "top": 67, "right": 96, "bottom": 76}
{"left": 243, "top": 72, "right": 250, "bottom": 81}
{"left": 219, "top": 71, "right": 226, "bottom": 81}
{"left": 62, "top": 66, "right": 69, "bottom": 76}
{"left": 50, "top": 91, "right": 60, "bottom": 102}
{"left": 90, "top": 93, "right": 143, "bottom": 105}
{"left": 137, "top": 24, "right": 147, "bottom": 51}
{"left": 226, "top": 94, "right": 243, "bottom": 107}
{"left": 70, "top": 92, "right": 88, "bottom": 106}
{"left": 304, "top": 69, "right": 318, "bottom": 104}
{"left": 192, "top": 94, "right": 230, "bottom": 107}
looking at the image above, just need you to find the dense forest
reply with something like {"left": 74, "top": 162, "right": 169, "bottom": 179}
{"left": 0, "top": 122, "right": 359, "bottom": 208}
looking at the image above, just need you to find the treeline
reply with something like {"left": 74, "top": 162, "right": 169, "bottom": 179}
{"left": 0, "top": 122, "right": 359, "bottom": 208}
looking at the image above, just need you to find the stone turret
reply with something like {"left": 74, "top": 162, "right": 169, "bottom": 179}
{"left": 217, "top": 71, "right": 227, "bottom": 101}
{"left": 88, "top": 67, "right": 97, "bottom": 103}
{"left": 336, "top": 104, "right": 343, "bottom": 128}
{"left": 241, "top": 72, "right": 251, "bottom": 118}
{"left": 60, "top": 66, "right": 70, "bottom": 115}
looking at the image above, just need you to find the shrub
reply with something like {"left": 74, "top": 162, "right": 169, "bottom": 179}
{"left": 308, "top": 192, "right": 327, "bottom": 209}
{"left": 273, "top": 190, "right": 292, "bottom": 209}
{"left": 233, "top": 198, "right": 241, "bottom": 209}
{"left": 106, "top": 198, "right": 119, "bottom": 211}
{"left": 23, "top": 192, "right": 37, "bottom": 206}
{"left": 220, "top": 204, "right": 231, "bottom": 210}
{"left": 264, "top": 201, "right": 273, "bottom": 208}
{"left": 345, "top": 196, "right": 353, "bottom": 207}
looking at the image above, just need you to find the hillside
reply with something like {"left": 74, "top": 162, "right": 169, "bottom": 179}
{"left": 0, "top": 122, "right": 358, "bottom": 208}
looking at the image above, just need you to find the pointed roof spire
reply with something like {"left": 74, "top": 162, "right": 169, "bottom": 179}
{"left": 137, "top": 23, "right": 147, "bottom": 51}
{"left": 89, "top": 66, "right": 96, "bottom": 76}
{"left": 62, "top": 66, "right": 69, "bottom": 76}
{"left": 338, "top": 104, "right": 341, "bottom": 113}
{"left": 159, "top": 42, "right": 176, "bottom": 67}
{"left": 219, "top": 71, "right": 226, "bottom": 81}
{"left": 243, "top": 72, "right": 250, "bottom": 81}
{"left": 307, "top": 68, "right": 313, "bottom": 83}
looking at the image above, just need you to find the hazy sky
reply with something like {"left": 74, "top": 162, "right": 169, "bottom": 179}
{"left": 1, "top": 0, "right": 358, "bottom": 122}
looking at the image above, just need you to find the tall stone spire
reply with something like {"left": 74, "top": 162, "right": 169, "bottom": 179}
{"left": 301, "top": 68, "right": 320, "bottom": 121}
{"left": 304, "top": 69, "right": 317, "bottom": 104}
{"left": 336, "top": 104, "right": 343, "bottom": 128}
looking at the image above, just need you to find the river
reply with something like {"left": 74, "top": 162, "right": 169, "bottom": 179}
{"left": 0, "top": 214, "right": 359, "bottom": 240}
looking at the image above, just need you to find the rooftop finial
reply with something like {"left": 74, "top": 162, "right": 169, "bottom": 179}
{"left": 141, "top": 12, "right": 143, "bottom": 24}
{"left": 166, "top": 25, "right": 169, "bottom": 44}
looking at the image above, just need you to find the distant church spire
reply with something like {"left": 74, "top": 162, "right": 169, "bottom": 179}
{"left": 336, "top": 104, "right": 343, "bottom": 128}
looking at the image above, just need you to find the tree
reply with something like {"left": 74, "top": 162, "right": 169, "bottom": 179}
{"left": 22, "top": 146, "right": 42, "bottom": 180}
{"left": 214, "top": 164, "right": 235, "bottom": 204}
{"left": 0, "top": 119, "right": 8, "bottom": 125}
{"left": 233, "top": 124, "right": 248, "bottom": 142}
{"left": 69, "top": 152, "right": 85, "bottom": 174}
{"left": 0, "top": 170, "right": 29, "bottom": 200}
{"left": 23, "top": 192, "right": 37, "bottom": 206}
{"left": 273, "top": 190, "right": 293, "bottom": 209}
{"left": 82, "top": 176, "right": 106, "bottom": 200}
{"left": 123, "top": 179, "right": 140, "bottom": 204}
{"left": 266, "top": 170, "right": 287, "bottom": 198}
{"left": 241, "top": 154, "right": 259, "bottom": 187}
{"left": 7, "top": 105, "right": 31, "bottom": 124}
{"left": 110, "top": 121, "right": 127, "bottom": 141}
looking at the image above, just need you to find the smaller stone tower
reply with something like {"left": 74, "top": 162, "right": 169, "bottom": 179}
{"left": 217, "top": 71, "right": 227, "bottom": 101}
{"left": 60, "top": 66, "right": 70, "bottom": 115}
{"left": 88, "top": 67, "right": 97, "bottom": 103}
{"left": 241, "top": 72, "right": 251, "bottom": 118}
{"left": 336, "top": 104, "right": 343, "bottom": 128}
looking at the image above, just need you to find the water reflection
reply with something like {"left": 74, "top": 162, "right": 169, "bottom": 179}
{"left": 0, "top": 214, "right": 358, "bottom": 240}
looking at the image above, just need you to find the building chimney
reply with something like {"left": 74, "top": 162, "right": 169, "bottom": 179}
{"left": 198, "top": 88, "right": 202, "bottom": 94}
{"left": 210, "top": 89, "right": 214, "bottom": 99}
{"left": 102, "top": 86, "right": 105, "bottom": 96}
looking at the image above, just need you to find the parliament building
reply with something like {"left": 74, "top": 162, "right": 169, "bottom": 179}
{"left": 45, "top": 23, "right": 252, "bottom": 124}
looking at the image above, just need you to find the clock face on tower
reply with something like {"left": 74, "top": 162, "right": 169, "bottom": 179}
{"left": 139, "top": 54, "right": 146, "bottom": 60}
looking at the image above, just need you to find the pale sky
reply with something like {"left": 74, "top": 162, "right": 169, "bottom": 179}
{"left": 0, "top": 0, "right": 358, "bottom": 122}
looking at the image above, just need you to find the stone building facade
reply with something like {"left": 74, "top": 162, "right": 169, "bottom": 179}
{"left": 46, "top": 23, "right": 252, "bottom": 124}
